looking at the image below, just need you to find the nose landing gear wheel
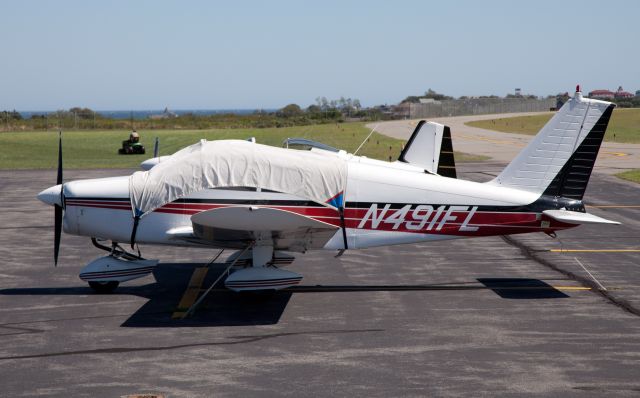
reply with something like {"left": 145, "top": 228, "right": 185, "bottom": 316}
{"left": 88, "top": 281, "right": 119, "bottom": 294}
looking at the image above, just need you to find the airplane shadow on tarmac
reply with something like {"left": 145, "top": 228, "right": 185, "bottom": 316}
{"left": 0, "top": 263, "right": 568, "bottom": 328}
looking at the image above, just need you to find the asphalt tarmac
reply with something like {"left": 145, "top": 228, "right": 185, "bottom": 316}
{"left": 0, "top": 165, "right": 638, "bottom": 397}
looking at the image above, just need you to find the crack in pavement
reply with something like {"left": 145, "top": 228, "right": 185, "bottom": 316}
{"left": 0, "top": 328, "right": 384, "bottom": 361}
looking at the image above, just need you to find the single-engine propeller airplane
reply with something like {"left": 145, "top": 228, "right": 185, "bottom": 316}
{"left": 38, "top": 87, "right": 618, "bottom": 297}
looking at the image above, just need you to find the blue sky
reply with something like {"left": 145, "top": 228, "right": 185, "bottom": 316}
{"left": 2, "top": 0, "right": 638, "bottom": 110}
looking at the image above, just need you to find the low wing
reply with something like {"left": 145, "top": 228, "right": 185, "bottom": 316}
{"left": 543, "top": 210, "right": 620, "bottom": 225}
{"left": 398, "top": 120, "right": 457, "bottom": 178}
{"left": 184, "top": 206, "right": 339, "bottom": 252}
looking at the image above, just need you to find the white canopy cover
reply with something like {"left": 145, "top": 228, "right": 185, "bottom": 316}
{"left": 129, "top": 139, "right": 348, "bottom": 217}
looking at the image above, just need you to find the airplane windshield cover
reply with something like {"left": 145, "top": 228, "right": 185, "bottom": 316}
{"left": 129, "top": 139, "right": 348, "bottom": 217}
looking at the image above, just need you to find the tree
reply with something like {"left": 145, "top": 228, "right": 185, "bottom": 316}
{"left": 401, "top": 96, "right": 421, "bottom": 104}
{"left": 306, "top": 104, "right": 321, "bottom": 113}
{"left": 278, "top": 104, "right": 304, "bottom": 118}
{"left": 556, "top": 92, "right": 570, "bottom": 108}
{"left": 338, "top": 96, "right": 347, "bottom": 109}
{"left": 1, "top": 110, "right": 22, "bottom": 120}
{"left": 69, "top": 107, "right": 95, "bottom": 119}
{"left": 316, "top": 96, "right": 329, "bottom": 110}
{"left": 313, "top": 96, "right": 361, "bottom": 115}
{"left": 423, "top": 88, "right": 453, "bottom": 101}
{"left": 401, "top": 89, "right": 452, "bottom": 104}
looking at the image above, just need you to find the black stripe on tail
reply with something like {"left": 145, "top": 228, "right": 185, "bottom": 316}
{"left": 542, "top": 104, "right": 615, "bottom": 200}
{"left": 436, "top": 126, "right": 457, "bottom": 178}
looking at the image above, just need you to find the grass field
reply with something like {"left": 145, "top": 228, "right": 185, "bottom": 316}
{"left": 0, "top": 122, "right": 486, "bottom": 170}
{"left": 466, "top": 108, "right": 640, "bottom": 143}
{"left": 615, "top": 169, "right": 640, "bottom": 183}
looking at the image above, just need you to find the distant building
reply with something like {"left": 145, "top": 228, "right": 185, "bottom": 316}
{"left": 376, "top": 104, "right": 393, "bottom": 116}
{"left": 589, "top": 86, "right": 634, "bottom": 99}
{"left": 149, "top": 107, "right": 178, "bottom": 120}
{"left": 615, "top": 86, "right": 634, "bottom": 99}
{"left": 588, "top": 89, "right": 615, "bottom": 99}
{"left": 515, "top": 88, "right": 522, "bottom": 97}
{"left": 418, "top": 98, "right": 437, "bottom": 104}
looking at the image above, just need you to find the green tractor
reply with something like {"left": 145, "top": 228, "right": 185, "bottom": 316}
{"left": 118, "top": 131, "right": 146, "bottom": 155}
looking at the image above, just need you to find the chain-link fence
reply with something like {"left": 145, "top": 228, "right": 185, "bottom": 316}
{"left": 1, "top": 110, "right": 152, "bottom": 132}
{"left": 406, "top": 98, "right": 556, "bottom": 119}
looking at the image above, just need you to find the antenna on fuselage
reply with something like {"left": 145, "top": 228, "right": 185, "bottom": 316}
{"left": 353, "top": 124, "right": 379, "bottom": 155}
{"left": 153, "top": 137, "right": 159, "bottom": 158}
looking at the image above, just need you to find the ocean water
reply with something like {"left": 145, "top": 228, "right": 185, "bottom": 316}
{"left": 18, "top": 109, "right": 275, "bottom": 120}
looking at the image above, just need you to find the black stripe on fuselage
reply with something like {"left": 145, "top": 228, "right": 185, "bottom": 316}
{"left": 173, "top": 198, "right": 324, "bottom": 207}
{"left": 349, "top": 196, "right": 583, "bottom": 213}
{"left": 67, "top": 197, "right": 323, "bottom": 207}
{"left": 69, "top": 197, "right": 130, "bottom": 202}
{"left": 70, "top": 194, "right": 583, "bottom": 214}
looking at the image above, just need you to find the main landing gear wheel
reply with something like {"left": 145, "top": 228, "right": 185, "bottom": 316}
{"left": 88, "top": 281, "right": 119, "bottom": 294}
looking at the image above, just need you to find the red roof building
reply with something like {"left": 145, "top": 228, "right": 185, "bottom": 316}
{"left": 589, "top": 86, "right": 635, "bottom": 99}
{"left": 615, "top": 86, "right": 634, "bottom": 98}
{"left": 588, "top": 89, "right": 614, "bottom": 99}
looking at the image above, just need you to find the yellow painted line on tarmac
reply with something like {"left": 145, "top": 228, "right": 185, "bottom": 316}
{"left": 551, "top": 286, "right": 592, "bottom": 291}
{"left": 457, "top": 133, "right": 525, "bottom": 147}
{"left": 602, "top": 151, "right": 629, "bottom": 157}
{"left": 550, "top": 249, "right": 640, "bottom": 253}
{"left": 172, "top": 267, "right": 209, "bottom": 319}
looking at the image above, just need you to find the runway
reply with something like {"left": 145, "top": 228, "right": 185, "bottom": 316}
{"left": 0, "top": 165, "right": 639, "bottom": 397}
{"left": 369, "top": 114, "right": 640, "bottom": 174}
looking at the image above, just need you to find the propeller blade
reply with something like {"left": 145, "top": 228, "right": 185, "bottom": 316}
{"left": 54, "top": 204, "right": 62, "bottom": 266}
{"left": 56, "top": 131, "right": 63, "bottom": 185}
{"left": 54, "top": 130, "right": 63, "bottom": 266}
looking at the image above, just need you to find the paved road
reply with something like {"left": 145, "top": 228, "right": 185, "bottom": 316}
{"left": 0, "top": 168, "right": 638, "bottom": 397}
{"left": 369, "top": 113, "right": 640, "bottom": 174}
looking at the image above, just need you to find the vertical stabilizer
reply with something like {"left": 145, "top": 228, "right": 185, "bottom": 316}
{"left": 488, "top": 88, "right": 614, "bottom": 199}
{"left": 398, "top": 120, "right": 457, "bottom": 177}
